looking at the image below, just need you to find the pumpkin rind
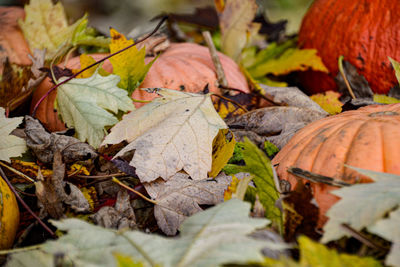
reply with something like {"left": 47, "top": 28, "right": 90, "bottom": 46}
{"left": 272, "top": 103, "right": 400, "bottom": 226}
{"left": 0, "top": 7, "right": 32, "bottom": 74}
{"left": 0, "top": 176, "right": 19, "bottom": 249}
{"left": 32, "top": 43, "right": 249, "bottom": 132}
{"left": 298, "top": 0, "right": 400, "bottom": 94}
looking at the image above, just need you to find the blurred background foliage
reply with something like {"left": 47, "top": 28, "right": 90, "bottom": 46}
{"left": 0, "top": 0, "right": 313, "bottom": 36}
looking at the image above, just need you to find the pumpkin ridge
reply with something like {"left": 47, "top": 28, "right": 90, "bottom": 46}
{"left": 341, "top": 119, "right": 370, "bottom": 179}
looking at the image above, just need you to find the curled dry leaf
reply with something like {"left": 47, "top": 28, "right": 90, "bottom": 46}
{"left": 102, "top": 88, "right": 227, "bottom": 183}
{"left": 36, "top": 151, "right": 90, "bottom": 219}
{"left": 143, "top": 172, "right": 232, "bottom": 236}
{"left": 227, "top": 106, "right": 326, "bottom": 149}
{"left": 91, "top": 189, "right": 136, "bottom": 230}
{"left": 24, "top": 116, "right": 97, "bottom": 164}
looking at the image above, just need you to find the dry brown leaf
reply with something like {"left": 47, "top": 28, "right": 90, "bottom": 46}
{"left": 24, "top": 116, "right": 97, "bottom": 164}
{"left": 143, "top": 172, "right": 232, "bottom": 235}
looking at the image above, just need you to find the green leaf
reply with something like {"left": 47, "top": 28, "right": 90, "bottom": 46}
{"left": 0, "top": 107, "right": 27, "bottom": 162}
{"left": 248, "top": 48, "right": 328, "bottom": 78}
{"left": 389, "top": 57, "right": 400, "bottom": 85}
{"left": 373, "top": 94, "right": 400, "bottom": 104}
{"left": 109, "top": 29, "right": 155, "bottom": 94}
{"left": 71, "top": 18, "right": 110, "bottom": 49}
{"left": 219, "top": 0, "right": 258, "bottom": 61}
{"left": 18, "top": 0, "right": 84, "bottom": 60}
{"left": 298, "top": 236, "right": 381, "bottom": 267}
{"left": 322, "top": 166, "right": 400, "bottom": 243}
{"left": 228, "top": 138, "right": 281, "bottom": 229}
{"left": 7, "top": 199, "right": 272, "bottom": 267}
{"left": 56, "top": 71, "right": 135, "bottom": 148}
{"left": 263, "top": 141, "right": 280, "bottom": 158}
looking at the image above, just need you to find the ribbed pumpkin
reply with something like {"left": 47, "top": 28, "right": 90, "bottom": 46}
{"left": 0, "top": 176, "right": 19, "bottom": 249}
{"left": 298, "top": 0, "right": 400, "bottom": 94}
{"left": 272, "top": 103, "right": 400, "bottom": 227}
{"left": 0, "top": 7, "right": 32, "bottom": 74}
{"left": 32, "top": 43, "right": 249, "bottom": 132}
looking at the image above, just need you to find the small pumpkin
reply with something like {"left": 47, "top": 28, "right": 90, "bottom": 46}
{"left": 32, "top": 43, "right": 249, "bottom": 132}
{"left": 0, "top": 7, "right": 32, "bottom": 74}
{"left": 298, "top": 0, "right": 400, "bottom": 94}
{"left": 272, "top": 103, "right": 400, "bottom": 227}
{"left": 0, "top": 176, "right": 19, "bottom": 249}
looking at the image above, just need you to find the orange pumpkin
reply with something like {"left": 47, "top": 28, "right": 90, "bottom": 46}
{"left": 272, "top": 103, "right": 400, "bottom": 227}
{"left": 32, "top": 43, "right": 250, "bottom": 132}
{"left": 0, "top": 7, "right": 32, "bottom": 74}
{"left": 298, "top": 0, "right": 400, "bottom": 94}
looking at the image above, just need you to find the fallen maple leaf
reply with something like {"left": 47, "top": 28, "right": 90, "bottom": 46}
{"left": 310, "top": 91, "right": 343, "bottom": 114}
{"left": 56, "top": 71, "right": 135, "bottom": 148}
{"left": 18, "top": 0, "right": 84, "bottom": 60}
{"left": 0, "top": 107, "right": 27, "bottom": 162}
{"left": 322, "top": 167, "right": 400, "bottom": 247}
{"left": 143, "top": 172, "right": 231, "bottom": 235}
{"left": 208, "top": 129, "right": 236, "bottom": 177}
{"left": 102, "top": 88, "right": 227, "bottom": 182}
{"left": 109, "top": 28, "right": 155, "bottom": 94}
{"left": 219, "top": 0, "right": 258, "bottom": 62}
{"left": 7, "top": 199, "right": 272, "bottom": 267}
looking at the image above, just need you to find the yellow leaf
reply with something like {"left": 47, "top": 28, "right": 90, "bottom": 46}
{"left": 224, "top": 175, "right": 239, "bottom": 201}
{"left": 389, "top": 57, "right": 400, "bottom": 85}
{"left": 73, "top": 54, "right": 110, "bottom": 78}
{"left": 373, "top": 94, "right": 400, "bottom": 104}
{"left": 18, "top": 0, "right": 84, "bottom": 60}
{"left": 310, "top": 91, "right": 342, "bottom": 115}
{"left": 249, "top": 48, "right": 328, "bottom": 77}
{"left": 209, "top": 129, "right": 236, "bottom": 177}
{"left": 214, "top": 0, "right": 225, "bottom": 13}
{"left": 109, "top": 29, "right": 155, "bottom": 94}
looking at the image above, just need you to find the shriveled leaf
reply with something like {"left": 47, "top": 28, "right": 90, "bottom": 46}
{"left": 102, "top": 88, "right": 227, "bottom": 182}
{"left": 143, "top": 172, "right": 232, "bottom": 235}
{"left": 249, "top": 48, "right": 328, "bottom": 78}
{"left": 18, "top": 0, "right": 83, "bottom": 60}
{"left": 209, "top": 129, "right": 236, "bottom": 177}
{"left": 56, "top": 71, "right": 134, "bottom": 148}
{"left": 310, "top": 91, "right": 343, "bottom": 115}
{"left": 369, "top": 208, "right": 400, "bottom": 267}
{"left": 0, "top": 50, "right": 45, "bottom": 111}
{"left": 0, "top": 107, "right": 26, "bottom": 162}
{"left": 109, "top": 28, "right": 155, "bottom": 94}
{"left": 7, "top": 199, "right": 271, "bottom": 267}
{"left": 373, "top": 94, "right": 400, "bottom": 104}
{"left": 227, "top": 106, "right": 326, "bottom": 149}
{"left": 389, "top": 57, "right": 400, "bottom": 85}
{"left": 219, "top": 0, "right": 258, "bottom": 61}
{"left": 24, "top": 116, "right": 97, "bottom": 163}
{"left": 322, "top": 167, "right": 400, "bottom": 243}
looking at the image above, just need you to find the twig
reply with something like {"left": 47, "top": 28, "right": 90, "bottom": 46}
{"left": 341, "top": 223, "right": 388, "bottom": 252}
{"left": 112, "top": 177, "right": 157, "bottom": 205}
{"left": 31, "top": 15, "right": 169, "bottom": 117}
{"left": 0, "top": 166, "right": 55, "bottom": 237}
{"left": 72, "top": 173, "right": 126, "bottom": 179}
{"left": 338, "top": 55, "right": 356, "bottom": 99}
{"left": 210, "top": 93, "right": 248, "bottom": 113}
{"left": 218, "top": 85, "right": 249, "bottom": 95}
{"left": 202, "top": 31, "right": 228, "bottom": 94}
{"left": 0, "top": 244, "right": 42, "bottom": 255}
{"left": 0, "top": 161, "right": 34, "bottom": 183}
{"left": 288, "top": 166, "right": 351, "bottom": 187}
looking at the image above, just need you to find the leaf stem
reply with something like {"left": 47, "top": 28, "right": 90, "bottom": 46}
{"left": 0, "top": 161, "right": 34, "bottom": 183}
{"left": 338, "top": 55, "right": 356, "bottom": 99}
{"left": 0, "top": 166, "right": 55, "bottom": 237}
{"left": 112, "top": 177, "right": 157, "bottom": 205}
{"left": 31, "top": 15, "right": 168, "bottom": 117}
{"left": 211, "top": 93, "right": 248, "bottom": 113}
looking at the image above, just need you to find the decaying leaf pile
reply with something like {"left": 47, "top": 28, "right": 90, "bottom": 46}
{"left": 0, "top": 0, "right": 399, "bottom": 266}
